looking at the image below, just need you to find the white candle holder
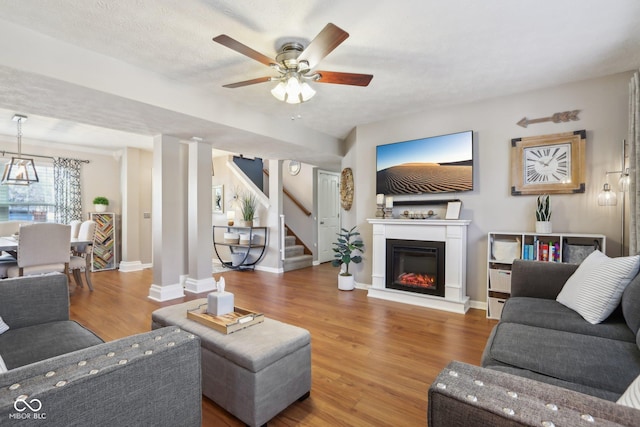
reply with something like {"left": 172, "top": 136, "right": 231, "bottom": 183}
{"left": 376, "top": 203, "right": 385, "bottom": 217}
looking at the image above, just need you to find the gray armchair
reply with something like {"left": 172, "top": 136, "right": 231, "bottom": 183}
{"left": 0, "top": 274, "right": 202, "bottom": 426}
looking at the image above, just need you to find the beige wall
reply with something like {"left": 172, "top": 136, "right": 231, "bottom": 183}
{"left": 281, "top": 161, "right": 315, "bottom": 253}
{"left": 138, "top": 149, "right": 153, "bottom": 264}
{"left": 0, "top": 139, "right": 122, "bottom": 220}
{"left": 344, "top": 71, "right": 633, "bottom": 305}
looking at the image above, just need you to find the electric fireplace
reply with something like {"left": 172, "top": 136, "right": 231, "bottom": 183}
{"left": 386, "top": 239, "right": 445, "bottom": 297}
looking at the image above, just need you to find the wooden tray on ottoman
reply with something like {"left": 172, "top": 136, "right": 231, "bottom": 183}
{"left": 187, "top": 305, "right": 264, "bottom": 334}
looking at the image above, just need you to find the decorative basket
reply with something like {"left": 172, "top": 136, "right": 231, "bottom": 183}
{"left": 491, "top": 238, "right": 521, "bottom": 262}
{"left": 223, "top": 232, "right": 240, "bottom": 244}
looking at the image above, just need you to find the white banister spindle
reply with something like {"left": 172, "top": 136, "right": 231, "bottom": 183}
{"left": 280, "top": 214, "right": 286, "bottom": 261}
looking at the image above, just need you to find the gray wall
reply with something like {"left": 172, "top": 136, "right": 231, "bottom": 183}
{"left": 343, "top": 71, "right": 632, "bottom": 306}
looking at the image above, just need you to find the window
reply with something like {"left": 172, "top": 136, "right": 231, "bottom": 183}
{"left": 0, "top": 162, "right": 55, "bottom": 222}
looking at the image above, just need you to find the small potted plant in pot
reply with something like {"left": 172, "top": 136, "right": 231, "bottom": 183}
{"left": 238, "top": 191, "right": 258, "bottom": 227}
{"left": 332, "top": 226, "right": 365, "bottom": 291}
{"left": 93, "top": 196, "right": 109, "bottom": 213}
{"left": 535, "top": 194, "right": 552, "bottom": 233}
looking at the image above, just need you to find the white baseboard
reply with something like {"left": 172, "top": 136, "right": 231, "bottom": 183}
{"left": 148, "top": 283, "right": 184, "bottom": 302}
{"left": 256, "top": 265, "right": 284, "bottom": 273}
{"left": 119, "top": 260, "right": 144, "bottom": 272}
{"left": 469, "top": 300, "right": 487, "bottom": 311}
{"left": 184, "top": 277, "right": 217, "bottom": 294}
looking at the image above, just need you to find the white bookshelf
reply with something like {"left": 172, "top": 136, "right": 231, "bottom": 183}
{"left": 486, "top": 231, "right": 606, "bottom": 319}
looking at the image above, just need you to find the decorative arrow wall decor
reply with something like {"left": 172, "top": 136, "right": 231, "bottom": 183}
{"left": 517, "top": 110, "right": 580, "bottom": 128}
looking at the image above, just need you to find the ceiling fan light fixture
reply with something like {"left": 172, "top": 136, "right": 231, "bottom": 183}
{"left": 300, "top": 82, "right": 316, "bottom": 102}
{"left": 270, "top": 81, "right": 287, "bottom": 101}
{"left": 285, "top": 76, "right": 302, "bottom": 100}
{"left": 271, "top": 73, "right": 317, "bottom": 104}
{"left": 214, "top": 23, "right": 372, "bottom": 103}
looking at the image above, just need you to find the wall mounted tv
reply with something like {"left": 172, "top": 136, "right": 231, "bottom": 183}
{"left": 376, "top": 130, "right": 473, "bottom": 195}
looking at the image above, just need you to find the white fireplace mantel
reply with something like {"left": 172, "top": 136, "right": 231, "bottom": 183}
{"left": 366, "top": 218, "right": 471, "bottom": 314}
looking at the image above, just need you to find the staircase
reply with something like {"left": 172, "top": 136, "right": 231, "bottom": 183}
{"left": 283, "top": 228, "right": 313, "bottom": 272}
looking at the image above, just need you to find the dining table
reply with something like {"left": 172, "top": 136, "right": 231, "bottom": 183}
{"left": 0, "top": 235, "right": 93, "bottom": 271}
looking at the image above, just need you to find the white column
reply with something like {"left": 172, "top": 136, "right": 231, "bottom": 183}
{"left": 185, "top": 140, "right": 216, "bottom": 293}
{"left": 370, "top": 223, "right": 386, "bottom": 289}
{"left": 119, "top": 147, "right": 144, "bottom": 272}
{"left": 261, "top": 159, "right": 283, "bottom": 272}
{"left": 148, "top": 135, "right": 186, "bottom": 301}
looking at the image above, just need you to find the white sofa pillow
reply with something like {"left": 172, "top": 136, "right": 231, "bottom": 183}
{"left": 0, "top": 316, "right": 8, "bottom": 335}
{"left": 618, "top": 375, "right": 640, "bottom": 409}
{"left": 556, "top": 250, "right": 640, "bottom": 324}
{"left": 0, "top": 317, "right": 8, "bottom": 372}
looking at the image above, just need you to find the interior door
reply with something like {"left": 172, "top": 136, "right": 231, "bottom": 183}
{"left": 317, "top": 170, "right": 340, "bottom": 263}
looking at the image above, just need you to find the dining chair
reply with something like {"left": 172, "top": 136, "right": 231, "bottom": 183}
{"left": 69, "top": 220, "right": 97, "bottom": 291}
{"left": 69, "top": 220, "right": 82, "bottom": 239}
{"left": 6, "top": 223, "right": 72, "bottom": 280}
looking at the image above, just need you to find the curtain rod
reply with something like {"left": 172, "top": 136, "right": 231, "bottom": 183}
{"left": 0, "top": 150, "right": 90, "bottom": 163}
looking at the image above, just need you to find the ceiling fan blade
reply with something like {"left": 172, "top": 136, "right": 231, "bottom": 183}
{"left": 315, "top": 71, "right": 373, "bottom": 86}
{"left": 213, "top": 34, "right": 275, "bottom": 67}
{"left": 297, "top": 23, "right": 349, "bottom": 68}
{"left": 222, "top": 76, "right": 273, "bottom": 88}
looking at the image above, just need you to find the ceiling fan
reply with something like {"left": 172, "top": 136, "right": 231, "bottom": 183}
{"left": 213, "top": 23, "right": 373, "bottom": 104}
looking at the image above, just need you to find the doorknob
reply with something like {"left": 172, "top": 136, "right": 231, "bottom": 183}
{"left": 320, "top": 221, "right": 325, "bottom": 224}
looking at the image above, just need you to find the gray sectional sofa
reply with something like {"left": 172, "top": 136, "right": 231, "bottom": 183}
{"left": 0, "top": 274, "right": 202, "bottom": 426}
{"left": 428, "top": 259, "right": 640, "bottom": 426}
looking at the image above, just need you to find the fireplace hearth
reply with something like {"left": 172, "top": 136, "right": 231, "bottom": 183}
{"left": 386, "top": 239, "right": 445, "bottom": 297}
{"left": 367, "top": 218, "right": 471, "bottom": 314}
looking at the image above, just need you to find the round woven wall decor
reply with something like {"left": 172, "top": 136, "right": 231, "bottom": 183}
{"left": 340, "top": 167, "right": 354, "bottom": 211}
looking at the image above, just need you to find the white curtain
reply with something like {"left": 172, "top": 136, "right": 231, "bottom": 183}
{"left": 629, "top": 71, "right": 640, "bottom": 254}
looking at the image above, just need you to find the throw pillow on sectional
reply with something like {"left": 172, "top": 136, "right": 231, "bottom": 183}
{"left": 556, "top": 250, "right": 640, "bottom": 324}
{"left": 0, "top": 316, "right": 8, "bottom": 373}
{"left": 618, "top": 374, "right": 640, "bottom": 409}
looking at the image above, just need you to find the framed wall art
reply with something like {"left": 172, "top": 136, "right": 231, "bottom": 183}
{"left": 511, "top": 130, "right": 586, "bottom": 195}
{"left": 213, "top": 184, "right": 224, "bottom": 213}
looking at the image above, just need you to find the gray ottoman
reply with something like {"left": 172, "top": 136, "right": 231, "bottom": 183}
{"left": 151, "top": 299, "right": 311, "bottom": 427}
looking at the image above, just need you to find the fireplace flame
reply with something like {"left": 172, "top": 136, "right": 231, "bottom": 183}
{"left": 397, "top": 272, "right": 436, "bottom": 289}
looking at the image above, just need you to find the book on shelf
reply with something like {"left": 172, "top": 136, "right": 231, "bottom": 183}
{"left": 528, "top": 238, "right": 560, "bottom": 262}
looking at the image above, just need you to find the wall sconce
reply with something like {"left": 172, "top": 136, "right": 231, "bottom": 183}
{"left": 597, "top": 169, "right": 629, "bottom": 206}
{"left": 597, "top": 140, "right": 630, "bottom": 255}
{"left": 597, "top": 182, "right": 617, "bottom": 206}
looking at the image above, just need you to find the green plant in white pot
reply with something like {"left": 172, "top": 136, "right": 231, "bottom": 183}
{"left": 238, "top": 191, "right": 258, "bottom": 227}
{"left": 331, "top": 226, "right": 365, "bottom": 291}
{"left": 535, "top": 194, "right": 552, "bottom": 233}
{"left": 93, "top": 196, "right": 109, "bottom": 213}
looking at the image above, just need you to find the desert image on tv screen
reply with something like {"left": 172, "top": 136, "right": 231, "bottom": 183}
{"left": 376, "top": 131, "right": 473, "bottom": 195}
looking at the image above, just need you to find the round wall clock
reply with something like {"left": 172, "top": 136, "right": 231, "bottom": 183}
{"left": 340, "top": 167, "right": 354, "bottom": 210}
{"left": 288, "top": 160, "right": 301, "bottom": 176}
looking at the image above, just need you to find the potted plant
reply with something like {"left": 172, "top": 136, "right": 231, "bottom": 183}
{"left": 238, "top": 191, "right": 258, "bottom": 227}
{"left": 535, "top": 194, "right": 552, "bottom": 233}
{"left": 331, "top": 226, "right": 365, "bottom": 291}
{"left": 93, "top": 196, "right": 109, "bottom": 213}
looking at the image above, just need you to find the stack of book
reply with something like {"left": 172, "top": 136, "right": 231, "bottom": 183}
{"left": 522, "top": 238, "right": 560, "bottom": 262}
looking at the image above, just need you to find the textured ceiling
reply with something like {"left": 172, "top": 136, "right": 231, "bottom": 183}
{"left": 0, "top": 0, "right": 639, "bottom": 167}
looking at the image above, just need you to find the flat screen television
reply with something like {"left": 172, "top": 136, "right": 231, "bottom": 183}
{"left": 376, "top": 130, "right": 473, "bottom": 195}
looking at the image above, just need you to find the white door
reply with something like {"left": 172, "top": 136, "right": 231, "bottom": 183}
{"left": 317, "top": 170, "right": 340, "bottom": 263}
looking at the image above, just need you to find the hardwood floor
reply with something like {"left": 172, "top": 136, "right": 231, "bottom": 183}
{"left": 69, "top": 263, "right": 497, "bottom": 426}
